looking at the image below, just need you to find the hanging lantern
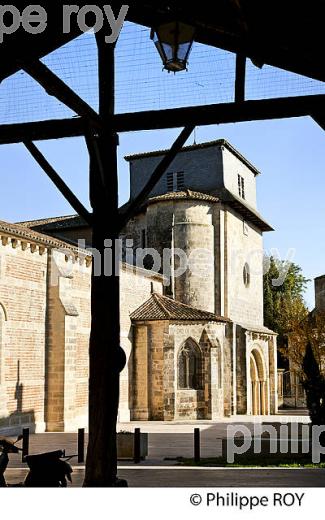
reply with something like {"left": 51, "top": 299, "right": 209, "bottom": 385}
{"left": 151, "top": 21, "right": 196, "bottom": 72}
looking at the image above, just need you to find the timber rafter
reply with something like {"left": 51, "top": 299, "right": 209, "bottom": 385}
{"left": 1, "top": 94, "right": 325, "bottom": 145}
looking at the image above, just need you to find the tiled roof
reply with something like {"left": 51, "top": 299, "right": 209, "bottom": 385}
{"left": 130, "top": 293, "right": 229, "bottom": 322}
{"left": 125, "top": 139, "right": 260, "bottom": 176}
{"left": 243, "top": 324, "right": 277, "bottom": 335}
{"left": 18, "top": 214, "right": 87, "bottom": 231}
{"left": 148, "top": 190, "right": 219, "bottom": 204}
{"left": 0, "top": 220, "right": 85, "bottom": 252}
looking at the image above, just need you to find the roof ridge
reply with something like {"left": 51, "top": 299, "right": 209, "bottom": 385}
{"left": 17, "top": 214, "right": 78, "bottom": 226}
{"left": 124, "top": 139, "right": 260, "bottom": 176}
{"left": 152, "top": 293, "right": 172, "bottom": 319}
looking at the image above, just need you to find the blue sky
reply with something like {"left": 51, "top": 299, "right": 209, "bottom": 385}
{"left": 0, "top": 24, "right": 324, "bottom": 308}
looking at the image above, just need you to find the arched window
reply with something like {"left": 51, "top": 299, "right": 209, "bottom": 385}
{"left": 178, "top": 340, "right": 202, "bottom": 390}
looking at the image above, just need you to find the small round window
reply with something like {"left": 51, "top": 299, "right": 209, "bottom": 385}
{"left": 243, "top": 263, "right": 250, "bottom": 287}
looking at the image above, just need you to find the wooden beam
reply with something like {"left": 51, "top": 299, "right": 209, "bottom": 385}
{"left": 312, "top": 113, "right": 325, "bottom": 132}
{"left": 24, "top": 141, "right": 92, "bottom": 225}
{"left": 1, "top": 95, "right": 324, "bottom": 149}
{"left": 0, "top": 118, "right": 86, "bottom": 145}
{"left": 119, "top": 125, "right": 194, "bottom": 230}
{"left": 114, "top": 95, "right": 325, "bottom": 132}
{"left": 1, "top": 95, "right": 325, "bottom": 146}
{"left": 21, "top": 60, "right": 102, "bottom": 129}
{"left": 235, "top": 54, "right": 246, "bottom": 102}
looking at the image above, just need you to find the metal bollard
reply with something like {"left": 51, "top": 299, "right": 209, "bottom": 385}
{"left": 78, "top": 428, "right": 85, "bottom": 463}
{"left": 22, "top": 428, "right": 29, "bottom": 462}
{"left": 134, "top": 428, "right": 141, "bottom": 464}
{"left": 194, "top": 428, "right": 200, "bottom": 464}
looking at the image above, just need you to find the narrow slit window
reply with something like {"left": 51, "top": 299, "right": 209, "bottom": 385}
{"left": 243, "top": 263, "right": 250, "bottom": 287}
{"left": 238, "top": 175, "right": 245, "bottom": 199}
{"left": 241, "top": 177, "right": 245, "bottom": 199}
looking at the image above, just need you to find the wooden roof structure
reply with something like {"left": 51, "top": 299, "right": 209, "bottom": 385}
{"left": 1, "top": 1, "right": 325, "bottom": 83}
{"left": 0, "top": 1, "right": 325, "bottom": 147}
{"left": 1, "top": 0, "right": 324, "bottom": 487}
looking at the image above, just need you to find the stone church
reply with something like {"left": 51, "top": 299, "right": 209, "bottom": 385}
{"left": 0, "top": 139, "right": 278, "bottom": 434}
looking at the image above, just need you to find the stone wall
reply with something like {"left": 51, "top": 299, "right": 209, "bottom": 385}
{"left": 223, "top": 207, "right": 264, "bottom": 327}
{"left": 47, "top": 227, "right": 92, "bottom": 248}
{"left": 123, "top": 199, "right": 217, "bottom": 312}
{"left": 45, "top": 249, "right": 91, "bottom": 432}
{"left": 129, "top": 146, "right": 223, "bottom": 200}
{"left": 120, "top": 265, "right": 163, "bottom": 421}
{"left": 171, "top": 321, "right": 227, "bottom": 420}
{"left": 235, "top": 325, "right": 248, "bottom": 414}
{"left": 223, "top": 322, "right": 234, "bottom": 417}
{"left": 132, "top": 320, "right": 229, "bottom": 421}
{"left": 0, "top": 234, "right": 48, "bottom": 434}
{"left": 0, "top": 225, "right": 164, "bottom": 433}
{"left": 222, "top": 146, "right": 258, "bottom": 208}
{"left": 131, "top": 320, "right": 168, "bottom": 421}
{"left": 131, "top": 323, "right": 149, "bottom": 420}
{"left": 173, "top": 201, "right": 215, "bottom": 313}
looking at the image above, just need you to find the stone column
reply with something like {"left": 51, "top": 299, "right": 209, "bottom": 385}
{"left": 260, "top": 381, "right": 267, "bottom": 415}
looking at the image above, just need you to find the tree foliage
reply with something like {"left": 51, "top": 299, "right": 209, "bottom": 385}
{"left": 264, "top": 257, "right": 325, "bottom": 425}
{"left": 263, "top": 256, "right": 309, "bottom": 346}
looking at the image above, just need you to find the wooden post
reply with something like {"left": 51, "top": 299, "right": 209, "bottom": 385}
{"left": 235, "top": 54, "right": 246, "bottom": 103}
{"left": 22, "top": 428, "right": 29, "bottom": 461}
{"left": 194, "top": 428, "right": 200, "bottom": 464}
{"left": 83, "top": 32, "right": 121, "bottom": 486}
{"left": 134, "top": 428, "right": 141, "bottom": 464}
{"left": 78, "top": 428, "right": 85, "bottom": 464}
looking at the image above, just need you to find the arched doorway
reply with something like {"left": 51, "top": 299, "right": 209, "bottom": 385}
{"left": 250, "top": 349, "right": 268, "bottom": 415}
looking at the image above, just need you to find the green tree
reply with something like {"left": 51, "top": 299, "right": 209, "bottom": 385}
{"left": 264, "top": 257, "right": 325, "bottom": 426}
{"left": 263, "top": 257, "right": 309, "bottom": 346}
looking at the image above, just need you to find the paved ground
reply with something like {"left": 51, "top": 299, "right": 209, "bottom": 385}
{"left": 4, "top": 466, "right": 325, "bottom": 487}
{"left": 6, "top": 414, "right": 310, "bottom": 468}
{"left": 3, "top": 413, "right": 319, "bottom": 487}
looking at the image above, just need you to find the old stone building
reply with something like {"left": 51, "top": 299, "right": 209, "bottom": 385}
{"left": 0, "top": 139, "right": 278, "bottom": 433}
